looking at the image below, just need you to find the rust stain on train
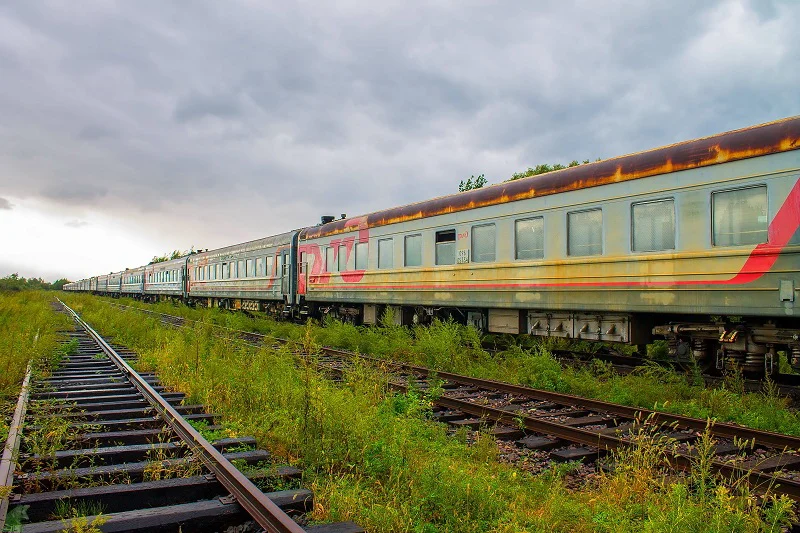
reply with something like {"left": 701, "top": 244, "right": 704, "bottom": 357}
{"left": 302, "top": 115, "right": 800, "bottom": 240}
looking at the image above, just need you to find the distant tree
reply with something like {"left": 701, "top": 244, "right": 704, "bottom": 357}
{"left": 50, "top": 278, "right": 70, "bottom": 290}
{"left": 459, "top": 174, "right": 488, "bottom": 192}
{"left": 150, "top": 249, "right": 193, "bottom": 264}
{"left": 507, "top": 159, "right": 599, "bottom": 182}
{"left": 0, "top": 273, "right": 72, "bottom": 291}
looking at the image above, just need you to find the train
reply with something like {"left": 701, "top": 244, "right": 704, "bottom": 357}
{"left": 65, "top": 116, "right": 800, "bottom": 377}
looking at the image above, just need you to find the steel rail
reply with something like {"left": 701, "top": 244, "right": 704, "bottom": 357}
{"left": 0, "top": 363, "right": 32, "bottom": 530}
{"left": 384, "top": 377, "right": 800, "bottom": 501}
{"left": 57, "top": 300, "right": 305, "bottom": 533}
{"left": 357, "top": 356, "right": 800, "bottom": 452}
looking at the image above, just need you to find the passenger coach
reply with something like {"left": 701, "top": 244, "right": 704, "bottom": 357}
{"left": 297, "top": 116, "right": 800, "bottom": 376}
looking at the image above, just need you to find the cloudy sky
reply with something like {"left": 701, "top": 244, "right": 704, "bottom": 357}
{"left": 1, "top": 0, "right": 798, "bottom": 281}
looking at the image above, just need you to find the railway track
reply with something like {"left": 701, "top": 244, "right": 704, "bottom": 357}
{"left": 0, "top": 301, "right": 363, "bottom": 533}
{"left": 547, "top": 348, "right": 800, "bottom": 398}
{"left": 105, "top": 302, "right": 800, "bottom": 504}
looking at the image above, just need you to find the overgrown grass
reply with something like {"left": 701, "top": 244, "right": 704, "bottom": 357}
{"left": 80, "top": 295, "right": 800, "bottom": 438}
{"left": 59, "top": 293, "right": 797, "bottom": 531}
{"left": 0, "top": 291, "right": 71, "bottom": 445}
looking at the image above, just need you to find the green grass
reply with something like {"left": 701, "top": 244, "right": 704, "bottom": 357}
{"left": 80, "top": 295, "right": 800, "bottom": 438}
{"left": 58, "top": 293, "right": 798, "bottom": 532}
{"left": 0, "top": 291, "right": 72, "bottom": 445}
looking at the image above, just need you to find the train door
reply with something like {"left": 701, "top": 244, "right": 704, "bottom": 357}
{"left": 281, "top": 250, "right": 290, "bottom": 296}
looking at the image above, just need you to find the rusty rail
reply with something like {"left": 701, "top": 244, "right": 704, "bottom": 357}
{"left": 384, "top": 378, "right": 800, "bottom": 501}
{"left": 363, "top": 355, "right": 800, "bottom": 452}
{"left": 0, "top": 363, "right": 32, "bottom": 530}
{"left": 58, "top": 300, "right": 306, "bottom": 533}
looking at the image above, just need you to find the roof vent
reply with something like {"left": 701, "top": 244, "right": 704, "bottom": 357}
{"left": 321, "top": 215, "right": 335, "bottom": 225}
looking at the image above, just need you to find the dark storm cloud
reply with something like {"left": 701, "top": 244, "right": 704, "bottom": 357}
{"left": 0, "top": 0, "right": 798, "bottom": 246}
{"left": 0, "top": 197, "right": 12, "bottom": 210}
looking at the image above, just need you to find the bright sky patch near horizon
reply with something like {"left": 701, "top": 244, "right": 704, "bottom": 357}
{"left": 1, "top": 0, "right": 798, "bottom": 282}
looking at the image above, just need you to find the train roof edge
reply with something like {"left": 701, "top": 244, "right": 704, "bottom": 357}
{"left": 301, "top": 115, "right": 800, "bottom": 240}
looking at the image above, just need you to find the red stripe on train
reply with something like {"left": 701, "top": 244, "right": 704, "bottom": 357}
{"left": 312, "top": 177, "right": 800, "bottom": 291}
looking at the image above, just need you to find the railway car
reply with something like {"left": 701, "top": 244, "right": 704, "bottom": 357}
{"left": 186, "top": 230, "right": 299, "bottom": 313}
{"left": 143, "top": 257, "right": 187, "bottom": 301}
{"left": 107, "top": 271, "right": 122, "bottom": 295}
{"left": 297, "top": 116, "right": 800, "bottom": 376}
{"left": 95, "top": 274, "right": 109, "bottom": 294}
{"left": 121, "top": 267, "right": 145, "bottom": 297}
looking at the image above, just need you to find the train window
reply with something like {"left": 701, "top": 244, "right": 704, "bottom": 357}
{"left": 516, "top": 217, "right": 544, "bottom": 259}
{"left": 405, "top": 234, "right": 422, "bottom": 267}
{"left": 246, "top": 259, "right": 254, "bottom": 277}
{"left": 276, "top": 254, "right": 284, "bottom": 277}
{"left": 266, "top": 256, "right": 274, "bottom": 277}
{"left": 568, "top": 208, "right": 603, "bottom": 256}
{"left": 338, "top": 245, "right": 348, "bottom": 271}
{"left": 632, "top": 199, "right": 675, "bottom": 252}
{"left": 435, "top": 230, "right": 456, "bottom": 265}
{"left": 238, "top": 260, "right": 245, "bottom": 278}
{"left": 712, "top": 186, "right": 768, "bottom": 246}
{"left": 378, "top": 238, "right": 393, "bottom": 269}
{"left": 472, "top": 224, "right": 496, "bottom": 263}
{"left": 256, "top": 257, "right": 264, "bottom": 276}
{"left": 355, "top": 242, "right": 368, "bottom": 270}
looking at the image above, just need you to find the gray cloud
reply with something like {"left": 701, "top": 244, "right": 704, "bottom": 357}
{"left": 0, "top": 0, "right": 798, "bottom": 268}
{"left": 0, "top": 197, "right": 11, "bottom": 210}
{"left": 64, "top": 219, "right": 88, "bottom": 228}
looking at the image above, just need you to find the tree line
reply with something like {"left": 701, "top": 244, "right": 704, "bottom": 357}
{"left": 149, "top": 248, "right": 194, "bottom": 264}
{"left": 0, "top": 273, "right": 70, "bottom": 291}
{"left": 459, "top": 159, "right": 600, "bottom": 191}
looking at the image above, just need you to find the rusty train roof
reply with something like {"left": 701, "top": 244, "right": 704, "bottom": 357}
{"left": 301, "top": 115, "right": 800, "bottom": 240}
